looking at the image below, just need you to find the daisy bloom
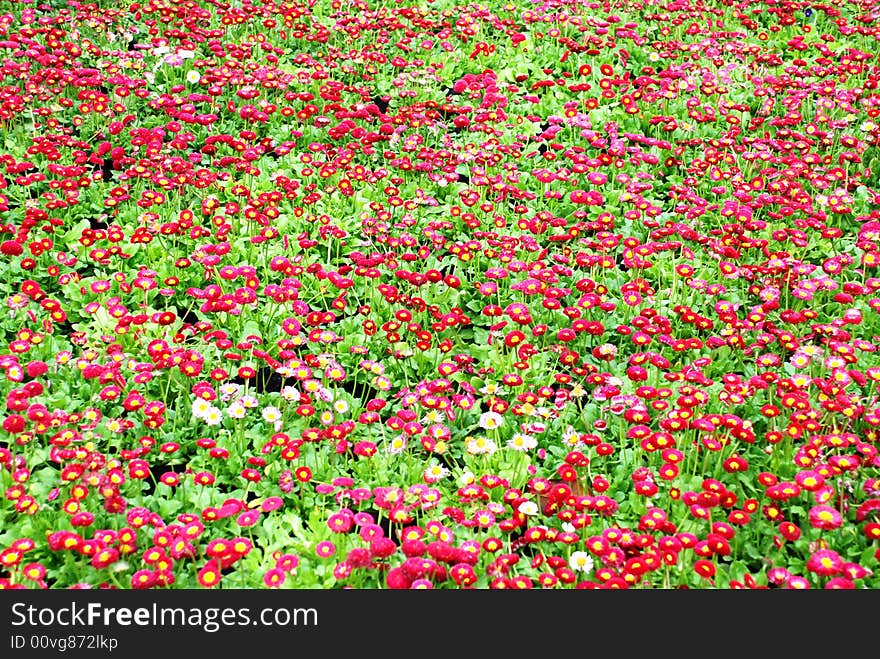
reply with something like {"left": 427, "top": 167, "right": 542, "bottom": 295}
{"left": 226, "top": 402, "right": 246, "bottom": 419}
{"left": 236, "top": 510, "right": 261, "bottom": 527}
{"left": 219, "top": 383, "right": 241, "bottom": 400}
{"left": 196, "top": 559, "right": 222, "bottom": 588}
{"left": 263, "top": 568, "right": 286, "bottom": 588}
{"left": 458, "top": 470, "right": 476, "bottom": 486}
{"left": 191, "top": 398, "right": 212, "bottom": 419}
{"left": 569, "top": 551, "right": 595, "bottom": 574}
{"left": 315, "top": 541, "right": 336, "bottom": 558}
{"left": 261, "top": 497, "right": 284, "bottom": 513}
{"left": 387, "top": 435, "right": 408, "bottom": 454}
{"left": 202, "top": 406, "right": 223, "bottom": 426}
{"left": 809, "top": 505, "right": 844, "bottom": 530}
{"left": 479, "top": 382, "right": 506, "bottom": 396}
{"left": 517, "top": 501, "right": 538, "bottom": 516}
{"left": 466, "top": 436, "right": 497, "bottom": 456}
{"left": 423, "top": 463, "right": 450, "bottom": 483}
{"left": 806, "top": 549, "right": 845, "bottom": 577}
{"left": 275, "top": 553, "right": 299, "bottom": 573}
{"left": 281, "top": 386, "right": 300, "bottom": 402}
{"left": 478, "top": 411, "right": 504, "bottom": 430}
{"left": 507, "top": 433, "right": 537, "bottom": 451}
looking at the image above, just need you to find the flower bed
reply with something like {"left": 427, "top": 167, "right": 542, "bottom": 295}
{"left": 0, "top": 0, "right": 879, "bottom": 589}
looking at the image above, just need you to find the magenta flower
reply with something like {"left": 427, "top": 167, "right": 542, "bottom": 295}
{"left": 236, "top": 510, "right": 261, "bottom": 527}
{"left": 316, "top": 541, "right": 336, "bottom": 558}
{"left": 263, "top": 568, "right": 286, "bottom": 588}
{"left": 806, "top": 549, "right": 845, "bottom": 577}
{"left": 260, "top": 497, "right": 283, "bottom": 513}
{"left": 808, "top": 505, "right": 844, "bottom": 531}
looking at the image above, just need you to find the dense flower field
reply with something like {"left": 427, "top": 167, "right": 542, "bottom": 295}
{"left": 0, "top": 0, "right": 878, "bottom": 590}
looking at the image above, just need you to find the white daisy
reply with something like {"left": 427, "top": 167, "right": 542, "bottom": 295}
{"left": 569, "top": 551, "right": 595, "bottom": 574}
{"left": 239, "top": 395, "right": 259, "bottom": 409}
{"left": 302, "top": 378, "right": 322, "bottom": 394}
{"left": 191, "top": 398, "right": 212, "bottom": 419}
{"left": 423, "top": 463, "right": 450, "bottom": 483}
{"left": 314, "top": 387, "right": 334, "bottom": 403}
{"left": 466, "top": 436, "right": 497, "bottom": 455}
{"left": 261, "top": 406, "right": 282, "bottom": 424}
{"left": 507, "top": 433, "right": 537, "bottom": 451}
{"left": 202, "top": 406, "right": 223, "bottom": 426}
{"left": 226, "top": 402, "right": 246, "bottom": 419}
{"left": 280, "top": 386, "right": 300, "bottom": 402}
{"left": 478, "top": 411, "right": 504, "bottom": 430}
{"left": 517, "top": 501, "right": 538, "bottom": 516}
{"left": 422, "top": 409, "right": 444, "bottom": 424}
{"left": 386, "top": 435, "right": 407, "bottom": 455}
{"left": 219, "top": 383, "right": 240, "bottom": 401}
{"left": 478, "top": 382, "right": 505, "bottom": 396}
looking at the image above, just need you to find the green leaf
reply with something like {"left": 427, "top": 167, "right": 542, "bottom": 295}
{"left": 61, "top": 218, "right": 91, "bottom": 249}
{"left": 157, "top": 497, "right": 183, "bottom": 518}
{"left": 239, "top": 319, "right": 263, "bottom": 342}
{"left": 742, "top": 542, "right": 764, "bottom": 561}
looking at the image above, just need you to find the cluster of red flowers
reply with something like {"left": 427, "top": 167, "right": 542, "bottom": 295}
{"left": 0, "top": 0, "right": 878, "bottom": 589}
